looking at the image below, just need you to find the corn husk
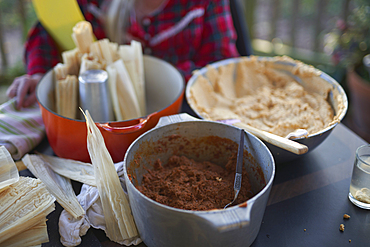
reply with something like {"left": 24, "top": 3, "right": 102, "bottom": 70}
{"left": 89, "top": 41, "right": 104, "bottom": 62}
{"left": 22, "top": 154, "right": 85, "bottom": 219}
{"left": 106, "top": 59, "right": 141, "bottom": 120}
{"left": 62, "top": 47, "right": 80, "bottom": 76}
{"left": 54, "top": 63, "right": 69, "bottom": 80}
{"left": 83, "top": 110, "right": 139, "bottom": 243}
{"left": 1, "top": 220, "right": 49, "bottom": 247}
{"left": 97, "top": 39, "right": 114, "bottom": 65}
{"left": 55, "top": 75, "right": 78, "bottom": 119}
{"left": 0, "top": 146, "right": 19, "bottom": 192}
{"left": 0, "top": 176, "right": 55, "bottom": 244}
{"left": 79, "top": 53, "right": 106, "bottom": 75}
{"left": 109, "top": 42, "right": 119, "bottom": 61}
{"left": 118, "top": 40, "right": 146, "bottom": 115}
{"left": 37, "top": 153, "right": 95, "bottom": 186}
{"left": 106, "top": 66, "right": 123, "bottom": 120}
{"left": 72, "top": 21, "right": 94, "bottom": 54}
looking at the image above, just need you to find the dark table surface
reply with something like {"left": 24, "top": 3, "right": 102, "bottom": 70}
{"left": 20, "top": 105, "right": 369, "bottom": 247}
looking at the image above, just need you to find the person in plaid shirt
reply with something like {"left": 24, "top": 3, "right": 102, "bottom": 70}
{"left": 7, "top": 0, "right": 239, "bottom": 109}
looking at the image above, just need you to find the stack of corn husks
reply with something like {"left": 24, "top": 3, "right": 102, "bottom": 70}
{"left": 0, "top": 146, "right": 56, "bottom": 246}
{"left": 0, "top": 113, "right": 140, "bottom": 246}
{"left": 17, "top": 112, "right": 141, "bottom": 246}
{"left": 55, "top": 21, "right": 145, "bottom": 121}
{"left": 10, "top": 108, "right": 141, "bottom": 246}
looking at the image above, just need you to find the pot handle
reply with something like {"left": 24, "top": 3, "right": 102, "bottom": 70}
{"left": 196, "top": 200, "right": 255, "bottom": 232}
{"left": 155, "top": 113, "right": 200, "bottom": 128}
{"left": 97, "top": 112, "right": 156, "bottom": 134}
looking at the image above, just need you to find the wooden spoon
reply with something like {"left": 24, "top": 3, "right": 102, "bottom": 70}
{"left": 232, "top": 121, "right": 308, "bottom": 155}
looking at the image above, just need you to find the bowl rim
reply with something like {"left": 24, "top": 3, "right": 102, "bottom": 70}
{"left": 36, "top": 55, "right": 185, "bottom": 124}
{"left": 123, "top": 119, "right": 276, "bottom": 214}
{"left": 185, "top": 56, "right": 348, "bottom": 141}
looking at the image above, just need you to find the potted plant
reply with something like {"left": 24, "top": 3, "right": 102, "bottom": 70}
{"left": 324, "top": 0, "right": 370, "bottom": 142}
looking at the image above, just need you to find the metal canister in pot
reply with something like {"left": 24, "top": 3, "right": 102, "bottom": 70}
{"left": 78, "top": 69, "right": 114, "bottom": 122}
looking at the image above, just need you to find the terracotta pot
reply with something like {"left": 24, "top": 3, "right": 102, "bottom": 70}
{"left": 347, "top": 68, "right": 370, "bottom": 143}
{"left": 36, "top": 56, "right": 185, "bottom": 163}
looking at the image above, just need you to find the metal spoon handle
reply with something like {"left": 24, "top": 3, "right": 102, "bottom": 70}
{"left": 234, "top": 173, "right": 242, "bottom": 192}
{"left": 234, "top": 130, "right": 244, "bottom": 193}
{"left": 235, "top": 129, "right": 244, "bottom": 176}
{"left": 224, "top": 129, "right": 244, "bottom": 209}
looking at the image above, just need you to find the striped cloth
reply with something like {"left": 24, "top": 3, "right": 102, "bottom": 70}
{"left": 0, "top": 98, "right": 45, "bottom": 160}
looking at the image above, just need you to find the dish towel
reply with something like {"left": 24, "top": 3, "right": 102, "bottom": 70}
{"left": 0, "top": 98, "right": 45, "bottom": 160}
{"left": 59, "top": 162, "right": 142, "bottom": 247}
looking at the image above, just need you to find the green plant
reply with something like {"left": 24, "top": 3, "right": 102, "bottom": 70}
{"left": 324, "top": 0, "right": 370, "bottom": 81}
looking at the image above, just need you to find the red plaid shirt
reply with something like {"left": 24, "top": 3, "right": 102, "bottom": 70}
{"left": 25, "top": 0, "right": 239, "bottom": 81}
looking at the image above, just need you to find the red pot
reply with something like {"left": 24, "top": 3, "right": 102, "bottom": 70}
{"left": 36, "top": 55, "right": 184, "bottom": 163}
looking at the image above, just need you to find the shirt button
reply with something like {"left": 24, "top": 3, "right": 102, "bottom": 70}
{"left": 142, "top": 18, "right": 151, "bottom": 26}
{"left": 144, "top": 47, "right": 152, "bottom": 54}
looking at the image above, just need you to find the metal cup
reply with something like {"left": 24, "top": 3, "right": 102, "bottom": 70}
{"left": 79, "top": 70, "right": 114, "bottom": 122}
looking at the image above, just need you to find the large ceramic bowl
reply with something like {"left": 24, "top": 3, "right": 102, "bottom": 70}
{"left": 123, "top": 113, "right": 275, "bottom": 247}
{"left": 37, "top": 55, "right": 184, "bottom": 163}
{"left": 186, "top": 56, "right": 348, "bottom": 164}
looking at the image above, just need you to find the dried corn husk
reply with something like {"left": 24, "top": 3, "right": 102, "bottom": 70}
{"left": 0, "top": 146, "right": 19, "bottom": 192}
{"left": 106, "top": 66, "right": 123, "bottom": 121}
{"left": 118, "top": 40, "right": 146, "bottom": 115}
{"left": 109, "top": 42, "right": 119, "bottom": 61}
{"left": 79, "top": 53, "right": 105, "bottom": 75}
{"left": 0, "top": 176, "right": 55, "bottom": 244}
{"left": 22, "top": 154, "right": 85, "bottom": 219}
{"left": 89, "top": 38, "right": 120, "bottom": 66}
{"left": 1, "top": 220, "right": 49, "bottom": 247}
{"left": 97, "top": 39, "right": 114, "bottom": 65}
{"left": 55, "top": 75, "right": 78, "bottom": 119}
{"left": 84, "top": 110, "right": 139, "bottom": 243}
{"left": 37, "top": 153, "right": 96, "bottom": 186}
{"left": 62, "top": 48, "right": 80, "bottom": 76}
{"left": 54, "top": 63, "right": 69, "bottom": 80}
{"left": 107, "top": 59, "right": 141, "bottom": 120}
{"left": 97, "top": 39, "right": 112, "bottom": 64}
{"left": 72, "top": 21, "right": 94, "bottom": 54}
{"left": 89, "top": 41, "right": 104, "bottom": 62}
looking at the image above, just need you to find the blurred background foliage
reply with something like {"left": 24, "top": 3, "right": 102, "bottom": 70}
{"left": 0, "top": 0, "right": 37, "bottom": 86}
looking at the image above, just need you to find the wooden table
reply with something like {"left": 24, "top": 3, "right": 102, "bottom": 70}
{"left": 20, "top": 114, "right": 369, "bottom": 246}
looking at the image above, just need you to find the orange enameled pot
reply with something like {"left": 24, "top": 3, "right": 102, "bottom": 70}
{"left": 36, "top": 55, "right": 184, "bottom": 163}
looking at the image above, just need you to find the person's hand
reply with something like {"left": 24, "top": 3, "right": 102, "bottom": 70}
{"left": 6, "top": 73, "right": 44, "bottom": 109}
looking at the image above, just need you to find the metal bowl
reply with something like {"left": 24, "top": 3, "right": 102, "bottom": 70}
{"left": 186, "top": 56, "right": 348, "bottom": 164}
{"left": 123, "top": 113, "right": 275, "bottom": 247}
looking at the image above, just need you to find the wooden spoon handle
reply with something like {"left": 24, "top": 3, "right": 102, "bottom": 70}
{"left": 233, "top": 122, "right": 308, "bottom": 155}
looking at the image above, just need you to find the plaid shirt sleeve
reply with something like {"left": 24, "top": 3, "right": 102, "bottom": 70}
{"left": 24, "top": 22, "right": 60, "bottom": 75}
{"left": 24, "top": 0, "right": 106, "bottom": 75}
{"left": 175, "top": 0, "right": 239, "bottom": 80}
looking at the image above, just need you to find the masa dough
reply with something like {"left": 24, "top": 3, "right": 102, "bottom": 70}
{"left": 189, "top": 56, "right": 343, "bottom": 138}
